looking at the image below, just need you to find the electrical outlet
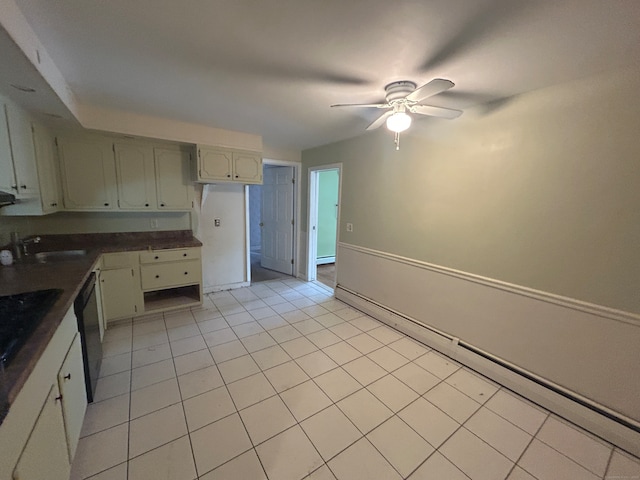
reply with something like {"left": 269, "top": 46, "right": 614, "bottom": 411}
{"left": 149, "top": 219, "right": 158, "bottom": 229}
{"left": 346, "top": 223, "right": 353, "bottom": 232}
{"left": 214, "top": 218, "right": 221, "bottom": 227}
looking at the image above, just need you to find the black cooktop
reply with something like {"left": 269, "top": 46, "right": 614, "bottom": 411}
{"left": 0, "top": 289, "right": 63, "bottom": 367}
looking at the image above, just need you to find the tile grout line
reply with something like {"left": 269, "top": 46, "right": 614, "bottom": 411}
{"left": 125, "top": 319, "right": 134, "bottom": 480}
{"left": 504, "top": 408, "right": 550, "bottom": 480}
{"left": 602, "top": 447, "right": 616, "bottom": 480}
{"left": 530, "top": 415, "right": 614, "bottom": 479}
{"left": 167, "top": 307, "right": 207, "bottom": 480}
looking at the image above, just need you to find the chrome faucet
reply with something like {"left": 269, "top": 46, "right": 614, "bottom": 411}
{"left": 21, "top": 236, "right": 41, "bottom": 256}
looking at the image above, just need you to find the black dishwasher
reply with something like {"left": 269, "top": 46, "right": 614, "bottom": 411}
{"left": 74, "top": 272, "right": 102, "bottom": 402}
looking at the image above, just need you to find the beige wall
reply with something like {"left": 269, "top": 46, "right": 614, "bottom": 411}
{"left": 302, "top": 67, "right": 640, "bottom": 314}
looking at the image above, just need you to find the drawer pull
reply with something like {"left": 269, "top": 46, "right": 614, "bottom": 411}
{"left": 154, "top": 256, "right": 159, "bottom": 259}
{"left": 104, "top": 202, "right": 109, "bottom": 206}
{"left": 155, "top": 275, "right": 160, "bottom": 279}
{"left": 184, "top": 271, "right": 188, "bottom": 275}
{"left": 145, "top": 203, "right": 149, "bottom": 207}
{"left": 183, "top": 253, "right": 187, "bottom": 257}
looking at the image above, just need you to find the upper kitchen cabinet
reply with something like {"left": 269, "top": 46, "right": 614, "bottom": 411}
{"left": 0, "top": 97, "right": 62, "bottom": 216}
{"left": 32, "top": 124, "right": 62, "bottom": 214}
{"left": 196, "top": 145, "right": 262, "bottom": 184}
{"left": 1, "top": 100, "right": 39, "bottom": 197}
{"left": 114, "top": 143, "right": 157, "bottom": 210}
{"left": 57, "top": 137, "right": 117, "bottom": 210}
{"left": 155, "top": 147, "right": 194, "bottom": 210}
{"left": 57, "top": 133, "right": 194, "bottom": 212}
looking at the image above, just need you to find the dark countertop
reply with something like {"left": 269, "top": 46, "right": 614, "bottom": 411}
{"left": 0, "top": 230, "right": 202, "bottom": 416}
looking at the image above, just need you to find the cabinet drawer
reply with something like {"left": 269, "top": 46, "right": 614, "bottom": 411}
{"left": 139, "top": 248, "right": 200, "bottom": 264}
{"left": 102, "top": 251, "right": 138, "bottom": 269}
{"left": 141, "top": 260, "right": 201, "bottom": 290}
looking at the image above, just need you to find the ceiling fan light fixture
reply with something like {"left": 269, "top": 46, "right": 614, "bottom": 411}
{"left": 386, "top": 111, "right": 412, "bottom": 133}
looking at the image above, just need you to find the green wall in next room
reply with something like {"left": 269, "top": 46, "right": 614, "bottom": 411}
{"left": 317, "top": 169, "right": 339, "bottom": 260}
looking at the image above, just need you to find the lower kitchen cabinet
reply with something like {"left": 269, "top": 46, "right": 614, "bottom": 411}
{"left": 98, "top": 248, "right": 202, "bottom": 323}
{"left": 0, "top": 308, "right": 86, "bottom": 480}
{"left": 139, "top": 247, "right": 203, "bottom": 313}
{"left": 99, "top": 252, "right": 142, "bottom": 323}
{"left": 57, "top": 334, "right": 87, "bottom": 460}
{"left": 12, "top": 384, "right": 71, "bottom": 480}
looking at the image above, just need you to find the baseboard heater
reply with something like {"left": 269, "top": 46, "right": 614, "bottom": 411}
{"left": 335, "top": 284, "right": 640, "bottom": 457}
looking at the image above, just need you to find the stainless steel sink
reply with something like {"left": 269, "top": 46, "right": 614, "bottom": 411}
{"left": 33, "top": 249, "right": 88, "bottom": 263}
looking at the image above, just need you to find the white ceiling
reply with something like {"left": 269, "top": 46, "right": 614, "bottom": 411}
{"left": 10, "top": 0, "right": 640, "bottom": 150}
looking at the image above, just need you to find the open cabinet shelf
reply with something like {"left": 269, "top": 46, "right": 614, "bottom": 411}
{"left": 143, "top": 285, "right": 201, "bottom": 313}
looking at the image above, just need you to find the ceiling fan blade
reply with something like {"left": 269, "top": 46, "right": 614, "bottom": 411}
{"left": 405, "top": 79, "right": 455, "bottom": 103}
{"left": 366, "top": 111, "right": 393, "bottom": 130}
{"left": 331, "top": 103, "right": 388, "bottom": 108}
{"left": 412, "top": 104, "right": 462, "bottom": 119}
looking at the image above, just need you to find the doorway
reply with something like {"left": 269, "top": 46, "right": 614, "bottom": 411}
{"left": 307, "top": 164, "right": 342, "bottom": 287}
{"left": 248, "top": 162, "right": 298, "bottom": 283}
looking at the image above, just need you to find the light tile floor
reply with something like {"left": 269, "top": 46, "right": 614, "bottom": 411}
{"left": 71, "top": 278, "right": 640, "bottom": 480}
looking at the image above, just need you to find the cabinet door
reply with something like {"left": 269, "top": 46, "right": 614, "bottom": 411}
{"left": 0, "top": 102, "right": 17, "bottom": 193}
{"left": 198, "top": 147, "right": 233, "bottom": 181}
{"left": 233, "top": 151, "right": 263, "bottom": 184}
{"left": 154, "top": 148, "right": 193, "bottom": 210}
{"left": 57, "top": 334, "right": 87, "bottom": 461}
{"left": 4, "top": 102, "right": 39, "bottom": 196}
{"left": 114, "top": 143, "right": 157, "bottom": 210}
{"left": 58, "top": 138, "right": 117, "bottom": 210}
{"left": 100, "top": 268, "right": 140, "bottom": 321}
{"left": 32, "top": 124, "right": 61, "bottom": 213}
{"left": 13, "top": 384, "right": 71, "bottom": 480}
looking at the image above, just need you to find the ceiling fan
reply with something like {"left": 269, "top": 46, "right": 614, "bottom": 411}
{"left": 331, "top": 79, "right": 462, "bottom": 149}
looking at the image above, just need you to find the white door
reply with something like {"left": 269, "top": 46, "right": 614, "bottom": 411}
{"left": 261, "top": 166, "right": 294, "bottom": 275}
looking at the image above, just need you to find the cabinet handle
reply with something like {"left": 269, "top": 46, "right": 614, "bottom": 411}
{"left": 154, "top": 255, "right": 159, "bottom": 259}
{"left": 50, "top": 202, "right": 57, "bottom": 207}
{"left": 64, "top": 373, "right": 71, "bottom": 380}
{"left": 155, "top": 275, "right": 160, "bottom": 278}
{"left": 160, "top": 203, "right": 165, "bottom": 207}
{"left": 104, "top": 203, "right": 109, "bottom": 206}
{"left": 235, "top": 175, "right": 238, "bottom": 178}
{"left": 184, "top": 271, "right": 188, "bottom": 275}
{"left": 55, "top": 394, "right": 63, "bottom": 403}
{"left": 20, "top": 184, "right": 27, "bottom": 189}
{"left": 226, "top": 174, "right": 231, "bottom": 178}
{"left": 145, "top": 203, "right": 149, "bottom": 207}
{"left": 11, "top": 185, "right": 17, "bottom": 190}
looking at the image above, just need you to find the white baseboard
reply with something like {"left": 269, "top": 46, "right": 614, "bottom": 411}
{"left": 336, "top": 242, "right": 640, "bottom": 458}
{"left": 316, "top": 256, "right": 335, "bottom": 265}
{"left": 203, "top": 281, "right": 250, "bottom": 293}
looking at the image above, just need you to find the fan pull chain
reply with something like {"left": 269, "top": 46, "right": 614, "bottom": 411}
{"left": 394, "top": 131, "right": 401, "bottom": 150}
